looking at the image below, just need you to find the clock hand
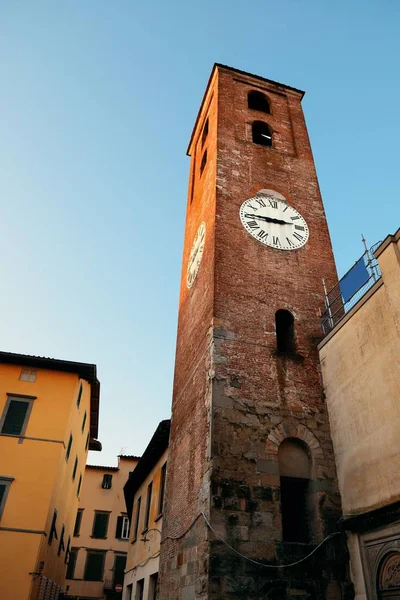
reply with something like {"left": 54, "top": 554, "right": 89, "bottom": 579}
{"left": 244, "top": 213, "right": 294, "bottom": 226}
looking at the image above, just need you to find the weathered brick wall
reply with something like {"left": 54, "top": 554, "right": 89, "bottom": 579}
{"left": 159, "top": 65, "right": 353, "bottom": 600}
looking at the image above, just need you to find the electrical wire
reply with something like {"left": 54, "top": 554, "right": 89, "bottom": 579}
{"left": 201, "top": 512, "right": 342, "bottom": 569}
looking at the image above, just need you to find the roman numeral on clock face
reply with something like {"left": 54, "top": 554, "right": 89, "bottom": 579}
{"left": 286, "top": 237, "right": 295, "bottom": 247}
{"left": 291, "top": 215, "right": 300, "bottom": 220}
{"left": 247, "top": 220, "right": 259, "bottom": 230}
{"left": 293, "top": 231, "right": 304, "bottom": 242}
{"left": 269, "top": 200, "right": 278, "bottom": 209}
{"left": 295, "top": 225, "right": 305, "bottom": 231}
{"left": 273, "top": 236, "right": 281, "bottom": 247}
{"left": 257, "top": 230, "right": 268, "bottom": 240}
{"left": 255, "top": 198, "right": 266, "bottom": 208}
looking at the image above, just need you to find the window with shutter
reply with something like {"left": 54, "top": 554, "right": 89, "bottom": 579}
{"left": 77, "top": 474, "right": 82, "bottom": 497}
{"left": 144, "top": 482, "right": 152, "bottom": 531}
{"left": 116, "top": 515, "right": 130, "bottom": 539}
{"left": 66, "top": 434, "right": 73, "bottom": 461}
{"left": 92, "top": 512, "right": 109, "bottom": 538}
{"left": 133, "top": 497, "right": 141, "bottom": 542}
{"left": 0, "top": 477, "right": 13, "bottom": 520}
{"left": 158, "top": 462, "right": 167, "bottom": 515}
{"left": 102, "top": 474, "right": 112, "bottom": 489}
{"left": 73, "top": 509, "right": 83, "bottom": 536}
{"left": 115, "top": 515, "right": 123, "bottom": 539}
{"left": 66, "top": 548, "right": 78, "bottom": 579}
{"left": 84, "top": 551, "right": 106, "bottom": 581}
{"left": 76, "top": 383, "right": 83, "bottom": 407}
{"left": 57, "top": 525, "right": 65, "bottom": 556}
{"left": 0, "top": 398, "right": 32, "bottom": 436}
{"left": 48, "top": 510, "right": 58, "bottom": 545}
{"left": 113, "top": 554, "right": 127, "bottom": 586}
{"left": 72, "top": 458, "right": 78, "bottom": 481}
{"left": 81, "top": 411, "right": 87, "bottom": 433}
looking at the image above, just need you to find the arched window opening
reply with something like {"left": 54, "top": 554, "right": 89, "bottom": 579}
{"left": 248, "top": 90, "right": 270, "bottom": 114}
{"left": 275, "top": 310, "right": 295, "bottom": 353}
{"left": 202, "top": 118, "right": 209, "bottom": 147}
{"left": 252, "top": 121, "right": 272, "bottom": 147}
{"left": 279, "top": 439, "right": 311, "bottom": 543}
{"left": 200, "top": 150, "right": 207, "bottom": 176}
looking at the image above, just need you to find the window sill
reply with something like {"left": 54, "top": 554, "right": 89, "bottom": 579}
{"left": 116, "top": 537, "right": 129, "bottom": 541}
{"left": 90, "top": 536, "right": 107, "bottom": 540}
{"left": 154, "top": 513, "right": 163, "bottom": 523}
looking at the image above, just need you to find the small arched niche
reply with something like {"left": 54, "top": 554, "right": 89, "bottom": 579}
{"left": 252, "top": 121, "right": 272, "bottom": 147}
{"left": 279, "top": 438, "right": 311, "bottom": 543}
{"left": 275, "top": 309, "right": 295, "bottom": 353}
{"left": 248, "top": 90, "right": 270, "bottom": 114}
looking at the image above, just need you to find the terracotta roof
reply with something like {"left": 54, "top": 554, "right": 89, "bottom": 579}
{"left": 0, "top": 351, "right": 101, "bottom": 444}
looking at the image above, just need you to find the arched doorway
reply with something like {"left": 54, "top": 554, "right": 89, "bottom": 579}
{"left": 377, "top": 552, "right": 400, "bottom": 599}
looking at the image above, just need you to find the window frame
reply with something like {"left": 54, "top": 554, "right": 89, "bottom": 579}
{"left": 91, "top": 510, "right": 110, "bottom": 539}
{"left": 83, "top": 549, "right": 106, "bottom": 582}
{"left": 0, "top": 394, "right": 36, "bottom": 437}
{"left": 77, "top": 474, "right": 82, "bottom": 497}
{"left": 73, "top": 508, "right": 83, "bottom": 537}
{"left": 121, "top": 515, "right": 130, "bottom": 539}
{"left": 157, "top": 462, "right": 167, "bottom": 517}
{"left": 251, "top": 120, "right": 273, "bottom": 147}
{"left": 76, "top": 383, "right": 83, "bottom": 408}
{"left": 66, "top": 433, "right": 73, "bottom": 461}
{"left": 19, "top": 368, "right": 37, "bottom": 382}
{"left": 143, "top": 481, "right": 153, "bottom": 533}
{"left": 0, "top": 476, "right": 14, "bottom": 521}
{"left": 72, "top": 457, "right": 78, "bottom": 482}
{"left": 66, "top": 547, "right": 78, "bottom": 579}
{"left": 102, "top": 474, "right": 113, "bottom": 489}
{"left": 132, "top": 496, "right": 141, "bottom": 543}
{"left": 81, "top": 410, "right": 87, "bottom": 433}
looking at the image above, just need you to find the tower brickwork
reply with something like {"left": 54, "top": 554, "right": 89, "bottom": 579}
{"left": 159, "top": 64, "right": 352, "bottom": 600}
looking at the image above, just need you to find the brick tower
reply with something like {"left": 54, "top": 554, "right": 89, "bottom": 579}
{"left": 159, "top": 64, "right": 351, "bottom": 600}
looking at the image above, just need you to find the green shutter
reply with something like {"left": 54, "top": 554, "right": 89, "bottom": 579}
{"left": 115, "top": 515, "right": 123, "bottom": 539}
{"left": 93, "top": 513, "right": 109, "bottom": 538}
{"left": 66, "top": 548, "right": 77, "bottom": 579}
{"left": 84, "top": 552, "right": 105, "bottom": 581}
{"left": 2, "top": 400, "right": 29, "bottom": 435}
{"left": 113, "top": 554, "right": 127, "bottom": 585}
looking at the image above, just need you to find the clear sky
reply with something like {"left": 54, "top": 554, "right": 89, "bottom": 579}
{"left": 0, "top": 1, "right": 399, "bottom": 465}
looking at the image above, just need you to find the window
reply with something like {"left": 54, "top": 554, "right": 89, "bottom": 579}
{"left": 73, "top": 509, "right": 83, "bottom": 536}
{"left": 116, "top": 515, "right": 130, "bottom": 540}
{"left": 279, "top": 438, "right": 311, "bottom": 543}
{"left": 19, "top": 368, "right": 37, "bottom": 382}
{"left": 85, "top": 432, "right": 90, "bottom": 452}
{"left": 66, "top": 434, "right": 73, "bottom": 461}
{"left": 48, "top": 509, "right": 58, "bottom": 545}
{"left": 66, "top": 547, "right": 78, "bottom": 579}
{"left": 72, "top": 457, "right": 78, "bottom": 482}
{"left": 126, "top": 584, "right": 133, "bottom": 600}
{"left": 143, "top": 482, "right": 152, "bottom": 532}
{"left": 92, "top": 511, "right": 109, "bottom": 539}
{"left": 81, "top": 411, "right": 87, "bottom": 433}
{"left": 158, "top": 462, "right": 167, "bottom": 516}
{"left": 113, "top": 553, "right": 127, "bottom": 587}
{"left": 57, "top": 524, "right": 65, "bottom": 556}
{"left": 102, "top": 474, "right": 112, "bottom": 489}
{"left": 149, "top": 573, "right": 158, "bottom": 600}
{"left": 252, "top": 121, "right": 272, "bottom": 147}
{"left": 84, "top": 550, "right": 106, "bottom": 581}
{"left": 133, "top": 497, "right": 141, "bottom": 542}
{"left": 76, "top": 383, "right": 83, "bottom": 407}
{"left": 77, "top": 474, "right": 82, "bottom": 497}
{"left": 248, "top": 90, "right": 270, "bottom": 114}
{"left": 64, "top": 536, "right": 71, "bottom": 564}
{"left": 136, "top": 579, "right": 145, "bottom": 600}
{"left": 201, "top": 118, "right": 209, "bottom": 147}
{"left": 0, "top": 395, "right": 34, "bottom": 436}
{"left": 275, "top": 309, "right": 295, "bottom": 353}
{"left": 200, "top": 150, "right": 207, "bottom": 175}
{"left": 0, "top": 477, "right": 13, "bottom": 520}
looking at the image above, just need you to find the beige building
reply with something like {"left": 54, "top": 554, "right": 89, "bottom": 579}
{"left": 319, "top": 228, "right": 400, "bottom": 600}
{"left": 65, "top": 455, "right": 139, "bottom": 600}
{"left": 123, "top": 420, "right": 169, "bottom": 600}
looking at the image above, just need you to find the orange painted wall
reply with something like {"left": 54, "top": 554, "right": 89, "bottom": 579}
{"left": 0, "top": 363, "right": 94, "bottom": 600}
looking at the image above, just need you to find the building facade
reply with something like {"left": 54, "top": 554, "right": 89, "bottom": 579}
{"left": 65, "top": 455, "right": 139, "bottom": 600}
{"left": 0, "top": 352, "right": 101, "bottom": 600}
{"left": 123, "top": 420, "right": 169, "bottom": 600}
{"left": 158, "top": 64, "right": 352, "bottom": 599}
{"left": 319, "top": 228, "right": 400, "bottom": 600}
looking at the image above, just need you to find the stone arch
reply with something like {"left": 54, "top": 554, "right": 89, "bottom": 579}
{"left": 265, "top": 419, "right": 323, "bottom": 476}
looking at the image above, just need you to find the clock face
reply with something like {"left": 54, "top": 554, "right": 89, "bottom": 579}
{"left": 239, "top": 191, "right": 309, "bottom": 250}
{"left": 186, "top": 222, "right": 206, "bottom": 288}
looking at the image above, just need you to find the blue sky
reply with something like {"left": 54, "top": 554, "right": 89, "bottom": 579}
{"left": 0, "top": 1, "right": 398, "bottom": 465}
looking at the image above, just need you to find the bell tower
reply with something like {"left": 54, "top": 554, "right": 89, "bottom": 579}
{"left": 159, "top": 64, "right": 351, "bottom": 600}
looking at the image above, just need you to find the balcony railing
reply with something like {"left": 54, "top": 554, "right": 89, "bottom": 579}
{"left": 320, "top": 242, "right": 381, "bottom": 336}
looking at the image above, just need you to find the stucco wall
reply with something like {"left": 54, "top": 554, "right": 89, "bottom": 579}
{"left": 319, "top": 235, "right": 400, "bottom": 516}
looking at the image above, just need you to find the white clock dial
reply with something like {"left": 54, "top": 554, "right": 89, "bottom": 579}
{"left": 186, "top": 222, "right": 206, "bottom": 288}
{"left": 239, "top": 191, "right": 309, "bottom": 250}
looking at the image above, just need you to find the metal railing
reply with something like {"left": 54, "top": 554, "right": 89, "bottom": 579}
{"left": 320, "top": 242, "right": 381, "bottom": 336}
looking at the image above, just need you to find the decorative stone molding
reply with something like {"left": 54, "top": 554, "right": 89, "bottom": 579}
{"left": 265, "top": 419, "right": 324, "bottom": 464}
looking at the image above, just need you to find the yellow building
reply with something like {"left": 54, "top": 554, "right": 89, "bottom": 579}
{"left": 123, "top": 421, "right": 169, "bottom": 600}
{"left": 65, "top": 455, "right": 139, "bottom": 600}
{"left": 318, "top": 228, "right": 400, "bottom": 600}
{"left": 0, "top": 351, "right": 101, "bottom": 600}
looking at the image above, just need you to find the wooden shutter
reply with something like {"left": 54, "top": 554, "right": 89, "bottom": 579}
{"left": 66, "top": 548, "right": 77, "bottom": 579}
{"left": 84, "top": 552, "right": 105, "bottom": 581}
{"left": 93, "top": 512, "right": 109, "bottom": 538}
{"left": 115, "top": 515, "right": 123, "bottom": 539}
{"left": 113, "top": 554, "right": 127, "bottom": 586}
{"left": 2, "top": 400, "right": 29, "bottom": 435}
